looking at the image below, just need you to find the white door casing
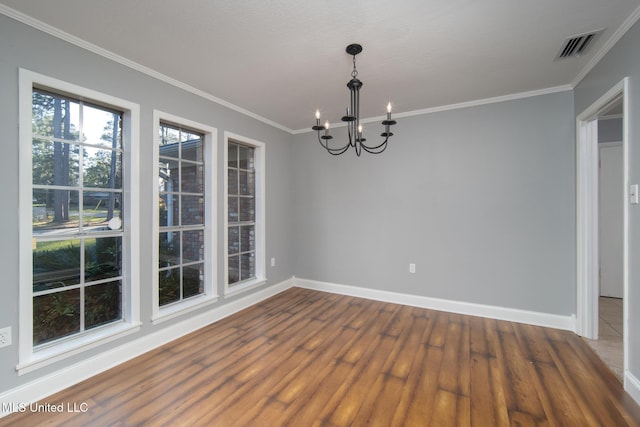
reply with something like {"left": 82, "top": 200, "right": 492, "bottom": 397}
{"left": 576, "top": 77, "right": 630, "bottom": 395}
{"left": 576, "top": 78, "right": 627, "bottom": 340}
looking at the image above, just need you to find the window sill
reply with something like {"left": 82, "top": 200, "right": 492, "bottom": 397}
{"left": 17, "top": 321, "right": 141, "bottom": 376}
{"left": 224, "top": 277, "right": 267, "bottom": 298}
{"left": 151, "top": 294, "right": 219, "bottom": 325}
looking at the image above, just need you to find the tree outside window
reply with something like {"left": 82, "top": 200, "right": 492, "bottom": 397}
{"left": 31, "top": 89, "right": 124, "bottom": 346}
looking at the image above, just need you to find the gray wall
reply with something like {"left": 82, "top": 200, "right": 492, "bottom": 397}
{"left": 292, "top": 91, "right": 576, "bottom": 315}
{"left": 0, "top": 15, "right": 294, "bottom": 393}
{"left": 574, "top": 17, "right": 640, "bottom": 384}
{"left": 599, "top": 117, "right": 623, "bottom": 143}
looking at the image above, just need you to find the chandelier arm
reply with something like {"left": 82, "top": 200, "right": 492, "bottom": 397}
{"left": 316, "top": 133, "right": 331, "bottom": 150}
{"left": 316, "top": 132, "right": 351, "bottom": 155}
{"left": 360, "top": 141, "right": 389, "bottom": 155}
{"left": 316, "top": 133, "right": 329, "bottom": 150}
{"left": 360, "top": 136, "right": 389, "bottom": 152}
{"left": 326, "top": 144, "right": 352, "bottom": 156}
{"left": 360, "top": 136, "right": 390, "bottom": 154}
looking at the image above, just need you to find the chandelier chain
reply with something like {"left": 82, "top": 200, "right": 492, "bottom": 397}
{"left": 351, "top": 55, "right": 358, "bottom": 78}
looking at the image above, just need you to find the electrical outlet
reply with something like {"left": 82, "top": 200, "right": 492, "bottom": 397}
{"left": 409, "top": 263, "right": 416, "bottom": 274}
{"left": 271, "top": 257, "right": 276, "bottom": 267}
{"left": 0, "top": 327, "right": 11, "bottom": 348}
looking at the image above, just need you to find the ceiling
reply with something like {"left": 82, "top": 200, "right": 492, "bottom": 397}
{"left": 2, "top": 0, "right": 640, "bottom": 133}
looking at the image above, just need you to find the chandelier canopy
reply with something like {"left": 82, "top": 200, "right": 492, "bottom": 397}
{"left": 312, "top": 44, "right": 396, "bottom": 156}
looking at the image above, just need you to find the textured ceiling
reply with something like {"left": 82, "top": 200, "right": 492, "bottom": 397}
{"left": 2, "top": 0, "right": 639, "bottom": 132}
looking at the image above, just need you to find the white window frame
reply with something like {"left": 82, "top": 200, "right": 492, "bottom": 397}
{"left": 18, "top": 69, "right": 141, "bottom": 375}
{"left": 224, "top": 132, "right": 266, "bottom": 296}
{"left": 152, "top": 111, "right": 217, "bottom": 323}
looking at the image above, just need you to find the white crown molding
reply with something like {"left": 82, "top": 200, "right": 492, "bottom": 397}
{"left": 4, "top": 2, "right": 639, "bottom": 137}
{"left": 0, "top": 4, "right": 294, "bottom": 135}
{"left": 387, "top": 85, "right": 574, "bottom": 121}
{"left": 294, "top": 277, "right": 576, "bottom": 332}
{"left": 0, "top": 277, "right": 295, "bottom": 418}
{"left": 0, "top": 4, "right": 573, "bottom": 137}
{"left": 572, "top": 4, "right": 640, "bottom": 88}
{"left": 292, "top": 85, "right": 573, "bottom": 134}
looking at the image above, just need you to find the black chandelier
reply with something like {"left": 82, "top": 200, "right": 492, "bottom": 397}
{"left": 312, "top": 43, "right": 396, "bottom": 156}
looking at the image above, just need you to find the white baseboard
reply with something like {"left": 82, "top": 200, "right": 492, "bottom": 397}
{"left": 0, "top": 277, "right": 295, "bottom": 418}
{"left": 294, "top": 277, "right": 576, "bottom": 331}
{"left": 625, "top": 370, "right": 640, "bottom": 406}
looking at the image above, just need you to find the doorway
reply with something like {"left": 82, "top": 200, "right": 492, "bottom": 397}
{"left": 576, "top": 79, "right": 627, "bottom": 383}
{"left": 590, "top": 108, "right": 624, "bottom": 380}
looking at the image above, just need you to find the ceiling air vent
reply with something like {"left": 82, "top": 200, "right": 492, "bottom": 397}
{"left": 556, "top": 29, "right": 603, "bottom": 59}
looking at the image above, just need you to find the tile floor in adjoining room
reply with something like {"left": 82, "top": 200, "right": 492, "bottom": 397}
{"left": 584, "top": 296, "right": 624, "bottom": 381}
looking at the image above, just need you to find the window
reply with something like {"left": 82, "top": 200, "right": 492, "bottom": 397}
{"left": 153, "top": 112, "right": 216, "bottom": 322}
{"left": 225, "top": 133, "right": 265, "bottom": 294}
{"left": 19, "top": 70, "right": 140, "bottom": 373}
{"left": 158, "top": 123, "right": 204, "bottom": 305}
{"left": 31, "top": 89, "right": 124, "bottom": 345}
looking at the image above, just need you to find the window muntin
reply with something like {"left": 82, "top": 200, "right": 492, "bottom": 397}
{"left": 158, "top": 122, "right": 205, "bottom": 306}
{"left": 31, "top": 88, "right": 124, "bottom": 346}
{"left": 227, "top": 141, "right": 257, "bottom": 286}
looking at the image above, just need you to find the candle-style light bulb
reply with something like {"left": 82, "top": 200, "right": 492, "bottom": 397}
{"left": 386, "top": 102, "right": 392, "bottom": 120}
{"left": 358, "top": 124, "right": 363, "bottom": 134}
{"left": 324, "top": 120, "right": 330, "bottom": 136}
{"left": 315, "top": 110, "right": 320, "bottom": 120}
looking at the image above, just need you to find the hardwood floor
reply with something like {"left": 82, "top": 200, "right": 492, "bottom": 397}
{"left": 2, "top": 287, "right": 639, "bottom": 426}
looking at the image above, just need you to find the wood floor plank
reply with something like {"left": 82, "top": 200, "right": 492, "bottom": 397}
{"left": 1, "top": 288, "right": 639, "bottom": 427}
{"left": 403, "top": 344, "right": 444, "bottom": 425}
{"left": 488, "top": 355, "right": 512, "bottom": 427}
{"left": 388, "top": 311, "right": 436, "bottom": 426}
{"left": 497, "top": 326, "right": 547, "bottom": 421}
{"left": 469, "top": 352, "right": 492, "bottom": 426}
{"left": 534, "top": 359, "right": 592, "bottom": 426}
{"left": 438, "top": 321, "right": 463, "bottom": 394}
{"left": 512, "top": 324, "right": 561, "bottom": 427}
{"left": 485, "top": 317, "right": 512, "bottom": 426}
{"left": 457, "top": 394, "right": 471, "bottom": 427}
{"left": 430, "top": 389, "right": 458, "bottom": 427}
{"left": 356, "top": 374, "right": 406, "bottom": 427}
